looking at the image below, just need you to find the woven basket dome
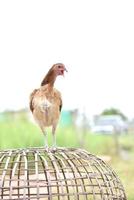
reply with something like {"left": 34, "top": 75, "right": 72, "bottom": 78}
{"left": 0, "top": 147, "right": 126, "bottom": 200}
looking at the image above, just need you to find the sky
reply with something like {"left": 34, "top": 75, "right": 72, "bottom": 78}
{"left": 0, "top": 0, "right": 134, "bottom": 118}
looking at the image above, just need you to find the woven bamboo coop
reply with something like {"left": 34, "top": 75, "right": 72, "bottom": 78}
{"left": 0, "top": 147, "right": 126, "bottom": 200}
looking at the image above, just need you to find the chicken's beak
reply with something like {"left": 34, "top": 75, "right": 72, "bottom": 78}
{"left": 64, "top": 67, "right": 68, "bottom": 73}
{"left": 62, "top": 67, "right": 68, "bottom": 77}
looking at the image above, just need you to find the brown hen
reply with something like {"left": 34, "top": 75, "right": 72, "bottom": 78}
{"left": 30, "top": 63, "right": 67, "bottom": 148}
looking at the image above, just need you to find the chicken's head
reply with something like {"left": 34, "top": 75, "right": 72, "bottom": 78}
{"left": 53, "top": 63, "right": 68, "bottom": 76}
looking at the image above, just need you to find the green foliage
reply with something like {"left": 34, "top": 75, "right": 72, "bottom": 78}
{"left": 101, "top": 107, "right": 127, "bottom": 120}
{"left": 111, "top": 158, "right": 134, "bottom": 200}
{"left": 0, "top": 119, "right": 118, "bottom": 155}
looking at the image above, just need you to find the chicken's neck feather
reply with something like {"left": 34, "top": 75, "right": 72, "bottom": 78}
{"left": 41, "top": 68, "right": 57, "bottom": 87}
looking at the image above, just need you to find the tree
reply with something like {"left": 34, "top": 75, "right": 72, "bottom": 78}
{"left": 101, "top": 107, "right": 127, "bottom": 121}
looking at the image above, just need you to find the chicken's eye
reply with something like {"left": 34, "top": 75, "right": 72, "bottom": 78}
{"left": 58, "top": 65, "right": 61, "bottom": 68}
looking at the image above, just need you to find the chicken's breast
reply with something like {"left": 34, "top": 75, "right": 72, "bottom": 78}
{"left": 30, "top": 85, "right": 62, "bottom": 127}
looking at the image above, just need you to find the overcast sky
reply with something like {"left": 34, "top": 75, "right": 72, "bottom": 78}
{"left": 0, "top": 0, "right": 134, "bottom": 118}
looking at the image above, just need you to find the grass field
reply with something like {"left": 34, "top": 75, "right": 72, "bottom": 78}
{"left": 0, "top": 118, "right": 134, "bottom": 199}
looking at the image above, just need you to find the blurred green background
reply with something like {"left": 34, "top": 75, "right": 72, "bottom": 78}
{"left": 0, "top": 109, "right": 134, "bottom": 199}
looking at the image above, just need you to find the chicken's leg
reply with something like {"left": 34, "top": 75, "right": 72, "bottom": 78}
{"left": 44, "top": 132, "right": 48, "bottom": 149}
{"left": 40, "top": 126, "right": 48, "bottom": 149}
{"left": 52, "top": 125, "right": 57, "bottom": 149}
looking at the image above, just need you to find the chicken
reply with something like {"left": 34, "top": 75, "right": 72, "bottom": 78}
{"left": 29, "top": 63, "right": 67, "bottom": 149}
